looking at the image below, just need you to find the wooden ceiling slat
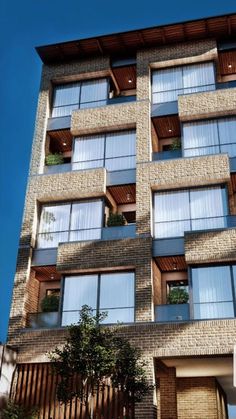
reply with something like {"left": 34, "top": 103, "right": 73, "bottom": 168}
{"left": 155, "top": 256, "right": 187, "bottom": 272}
{"left": 32, "top": 266, "right": 61, "bottom": 282}
{"left": 219, "top": 50, "right": 236, "bottom": 75}
{"left": 48, "top": 130, "right": 73, "bottom": 153}
{"left": 152, "top": 115, "right": 180, "bottom": 139}
{"left": 112, "top": 65, "right": 136, "bottom": 90}
{"left": 108, "top": 184, "right": 136, "bottom": 205}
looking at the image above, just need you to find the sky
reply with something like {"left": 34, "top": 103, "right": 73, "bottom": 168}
{"left": 1, "top": 0, "right": 236, "bottom": 408}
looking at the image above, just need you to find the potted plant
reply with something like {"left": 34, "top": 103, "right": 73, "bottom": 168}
{"left": 107, "top": 212, "right": 125, "bottom": 227}
{"left": 167, "top": 287, "right": 189, "bottom": 304}
{"left": 45, "top": 153, "right": 64, "bottom": 166}
{"left": 41, "top": 294, "right": 59, "bottom": 312}
{"left": 170, "top": 138, "right": 181, "bottom": 151}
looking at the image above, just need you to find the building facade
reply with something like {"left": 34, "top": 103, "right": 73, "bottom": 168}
{"left": 6, "top": 13, "right": 236, "bottom": 418}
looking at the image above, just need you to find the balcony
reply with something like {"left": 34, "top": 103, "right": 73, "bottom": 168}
{"left": 155, "top": 304, "right": 190, "bottom": 322}
{"left": 152, "top": 149, "right": 182, "bottom": 161}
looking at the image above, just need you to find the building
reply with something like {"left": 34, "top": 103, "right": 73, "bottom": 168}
{"left": 6, "top": 12, "right": 236, "bottom": 419}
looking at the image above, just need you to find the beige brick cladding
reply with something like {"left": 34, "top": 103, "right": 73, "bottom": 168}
{"left": 9, "top": 318, "right": 236, "bottom": 363}
{"left": 20, "top": 168, "right": 106, "bottom": 248}
{"left": 185, "top": 228, "right": 236, "bottom": 264}
{"left": 136, "top": 154, "right": 230, "bottom": 235}
{"left": 57, "top": 237, "right": 153, "bottom": 322}
{"left": 71, "top": 100, "right": 152, "bottom": 163}
{"left": 136, "top": 39, "right": 217, "bottom": 100}
{"left": 178, "top": 87, "right": 236, "bottom": 121}
{"left": 30, "top": 57, "right": 110, "bottom": 176}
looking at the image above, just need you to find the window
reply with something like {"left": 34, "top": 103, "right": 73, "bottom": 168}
{"left": 191, "top": 265, "right": 236, "bottom": 319}
{"left": 154, "top": 186, "right": 228, "bottom": 238}
{"left": 152, "top": 62, "right": 215, "bottom": 104}
{"left": 51, "top": 78, "right": 108, "bottom": 117}
{"left": 46, "top": 289, "right": 60, "bottom": 297}
{"left": 72, "top": 130, "right": 136, "bottom": 172}
{"left": 61, "top": 272, "right": 135, "bottom": 325}
{"left": 37, "top": 200, "right": 103, "bottom": 248}
{"left": 183, "top": 117, "right": 236, "bottom": 158}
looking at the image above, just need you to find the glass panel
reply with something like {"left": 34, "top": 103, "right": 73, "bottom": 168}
{"left": 62, "top": 275, "right": 98, "bottom": 326}
{"left": 72, "top": 135, "right": 105, "bottom": 170}
{"left": 152, "top": 67, "right": 183, "bottom": 103}
{"left": 52, "top": 83, "right": 80, "bottom": 117}
{"left": 218, "top": 117, "right": 236, "bottom": 144}
{"left": 100, "top": 272, "right": 134, "bottom": 309}
{"left": 80, "top": 79, "right": 108, "bottom": 108}
{"left": 183, "top": 62, "right": 215, "bottom": 93}
{"left": 183, "top": 120, "right": 219, "bottom": 157}
{"left": 154, "top": 190, "right": 190, "bottom": 238}
{"left": 37, "top": 204, "right": 70, "bottom": 248}
{"left": 192, "top": 266, "right": 233, "bottom": 319}
{"left": 190, "top": 187, "right": 227, "bottom": 231}
{"left": 101, "top": 308, "right": 134, "bottom": 324}
{"left": 69, "top": 200, "right": 102, "bottom": 241}
{"left": 105, "top": 131, "right": 136, "bottom": 171}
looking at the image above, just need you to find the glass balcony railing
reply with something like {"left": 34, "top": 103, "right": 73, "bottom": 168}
{"left": 152, "top": 149, "right": 182, "bottom": 161}
{"left": 155, "top": 304, "right": 190, "bottom": 322}
{"left": 27, "top": 312, "right": 59, "bottom": 329}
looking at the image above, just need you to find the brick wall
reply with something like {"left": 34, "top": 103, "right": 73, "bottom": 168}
{"left": 177, "top": 377, "right": 219, "bottom": 419}
{"left": 185, "top": 228, "right": 236, "bottom": 264}
{"left": 178, "top": 87, "right": 236, "bottom": 121}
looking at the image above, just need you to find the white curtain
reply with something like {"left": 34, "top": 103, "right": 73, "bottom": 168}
{"left": 154, "top": 190, "right": 190, "bottom": 238}
{"left": 52, "top": 83, "right": 80, "bottom": 117}
{"left": 80, "top": 78, "right": 108, "bottom": 108}
{"left": 37, "top": 204, "right": 70, "bottom": 248}
{"left": 183, "top": 62, "right": 215, "bottom": 94}
{"left": 105, "top": 131, "right": 136, "bottom": 171}
{"left": 100, "top": 272, "right": 134, "bottom": 323}
{"left": 69, "top": 200, "right": 102, "bottom": 242}
{"left": 183, "top": 120, "right": 219, "bottom": 157}
{"left": 62, "top": 275, "right": 98, "bottom": 326}
{"left": 72, "top": 135, "right": 105, "bottom": 170}
{"left": 190, "top": 187, "right": 227, "bottom": 231}
{"left": 152, "top": 67, "right": 183, "bottom": 103}
{"left": 192, "top": 266, "right": 234, "bottom": 319}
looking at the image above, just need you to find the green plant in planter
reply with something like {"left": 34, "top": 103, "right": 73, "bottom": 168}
{"left": 45, "top": 153, "right": 64, "bottom": 166}
{"left": 41, "top": 295, "right": 59, "bottom": 312}
{"left": 170, "top": 138, "right": 181, "bottom": 151}
{"left": 167, "top": 287, "right": 189, "bottom": 304}
{"left": 107, "top": 212, "right": 125, "bottom": 227}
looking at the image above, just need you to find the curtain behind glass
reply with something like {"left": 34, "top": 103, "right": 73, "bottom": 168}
{"left": 62, "top": 275, "right": 98, "bottom": 326}
{"left": 69, "top": 200, "right": 103, "bottom": 241}
{"left": 183, "top": 62, "right": 215, "bottom": 94}
{"left": 37, "top": 204, "right": 70, "bottom": 248}
{"left": 152, "top": 67, "right": 183, "bottom": 103}
{"left": 72, "top": 135, "right": 105, "bottom": 170}
{"left": 183, "top": 120, "right": 219, "bottom": 157}
{"left": 192, "top": 266, "right": 234, "bottom": 319}
{"left": 105, "top": 131, "right": 136, "bottom": 171}
{"left": 190, "top": 187, "right": 227, "bottom": 230}
{"left": 218, "top": 117, "right": 236, "bottom": 157}
{"left": 52, "top": 83, "right": 80, "bottom": 117}
{"left": 80, "top": 79, "right": 108, "bottom": 108}
{"left": 154, "top": 190, "right": 190, "bottom": 238}
{"left": 100, "top": 272, "right": 134, "bottom": 323}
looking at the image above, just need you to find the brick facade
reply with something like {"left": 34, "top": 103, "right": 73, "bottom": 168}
{"left": 7, "top": 17, "right": 236, "bottom": 419}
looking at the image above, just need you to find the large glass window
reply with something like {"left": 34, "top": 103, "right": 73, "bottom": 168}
{"left": 192, "top": 265, "right": 235, "bottom": 319}
{"left": 183, "top": 117, "right": 236, "bottom": 158}
{"left": 154, "top": 186, "right": 227, "bottom": 238}
{"left": 72, "top": 130, "right": 136, "bottom": 172}
{"left": 152, "top": 62, "right": 215, "bottom": 104}
{"left": 51, "top": 78, "right": 108, "bottom": 117}
{"left": 62, "top": 272, "right": 135, "bottom": 325}
{"left": 37, "top": 200, "right": 103, "bottom": 248}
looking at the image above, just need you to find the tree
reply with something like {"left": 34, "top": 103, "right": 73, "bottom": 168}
{"left": 50, "top": 306, "right": 150, "bottom": 418}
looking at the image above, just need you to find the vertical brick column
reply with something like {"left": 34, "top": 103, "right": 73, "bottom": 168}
{"left": 135, "top": 357, "right": 157, "bottom": 419}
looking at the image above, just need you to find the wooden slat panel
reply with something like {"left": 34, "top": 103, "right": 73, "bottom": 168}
{"left": 49, "top": 130, "right": 73, "bottom": 153}
{"left": 112, "top": 65, "right": 136, "bottom": 90}
{"left": 155, "top": 255, "right": 187, "bottom": 272}
{"left": 219, "top": 50, "right": 236, "bottom": 76}
{"left": 32, "top": 265, "right": 61, "bottom": 282}
{"left": 152, "top": 115, "right": 180, "bottom": 139}
{"left": 108, "top": 184, "right": 136, "bottom": 205}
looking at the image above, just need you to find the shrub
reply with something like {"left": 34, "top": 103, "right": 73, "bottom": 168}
{"left": 107, "top": 213, "right": 125, "bottom": 227}
{"left": 170, "top": 138, "right": 181, "bottom": 150}
{"left": 45, "top": 153, "right": 64, "bottom": 166}
{"left": 167, "top": 287, "right": 189, "bottom": 304}
{"left": 41, "top": 294, "right": 59, "bottom": 312}
{"left": 2, "top": 401, "right": 38, "bottom": 419}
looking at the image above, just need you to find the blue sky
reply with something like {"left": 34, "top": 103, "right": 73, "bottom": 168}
{"left": 1, "top": 0, "right": 236, "bottom": 353}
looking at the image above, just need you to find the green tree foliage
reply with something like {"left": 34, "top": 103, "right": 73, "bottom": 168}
{"left": 50, "top": 306, "right": 150, "bottom": 413}
{"left": 2, "top": 401, "right": 38, "bottom": 419}
{"left": 167, "top": 287, "right": 189, "bottom": 304}
{"left": 41, "top": 294, "right": 59, "bottom": 312}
